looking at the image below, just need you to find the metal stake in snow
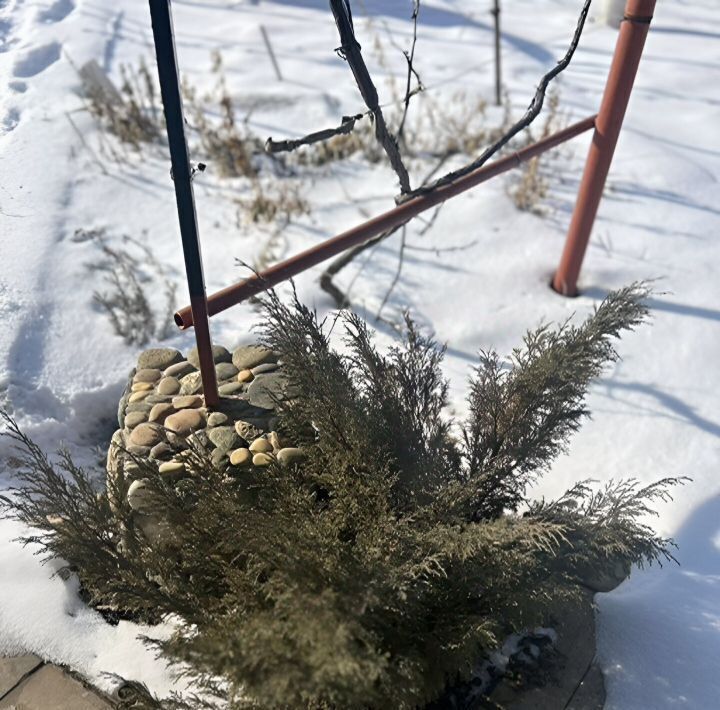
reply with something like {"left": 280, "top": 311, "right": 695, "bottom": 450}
{"left": 491, "top": 0, "right": 502, "bottom": 106}
{"left": 553, "top": 0, "right": 657, "bottom": 296}
{"left": 148, "top": 0, "right": 220, "bottom": 407}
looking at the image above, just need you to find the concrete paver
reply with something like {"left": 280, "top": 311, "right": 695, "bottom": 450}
{"left": 0, "top": 662, "right": 111, "bottom": 710}
{"left": 0, "top": 656, "right": 43, "bottom": 698}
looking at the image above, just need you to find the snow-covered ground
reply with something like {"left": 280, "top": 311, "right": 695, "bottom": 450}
{"left": 1, "top": 0, "right": 718, "bottom": 706}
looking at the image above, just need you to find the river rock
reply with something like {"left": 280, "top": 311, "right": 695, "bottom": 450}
{"left": 215, "top": 362, "right": 239, "bottom": 381}
{"left": 252, "top": 362, "right": 279, "bottom": 375}
{"left": 157, "top": 377, "right": 180, "bottom": 395}
{"left": 277, "top": 448, "right": 305, "bottom": 467}
{"left": 179, "top": 371, "right": 203, "bottom": 395}
{"left": 158, "top": 460, "right": 186, "bottom": 476}
{"left": 207, "top": 412, "right": 229, "bottom": 427}
{"left": 164, "top": 360, "right": 195, "bottom": 378}
{"left": 124, "top": 411, "right": 147, "bottom": 430}
{"left": 150, "top": 442, "right": 173, "bottom": 460}
{"left": 165, "top": 408, "right": 204, "bottom": 435}
{"left": 126, "top": 402, "right": 153, "bottom": 414}
{"left": 208, "top": 426, "right": 241, "bottom": 452}
{"left": 143, "top": 394, "right": 167, "bottom": 404}
{"left": 127, "top": 479, "right": 156, "bottom": 512}
{"left": 149, "top": 402, "right": 174, "bottom": 423}
{"left": 173, "top": 394, "right": 203, "bottom": 410}
{"left": 219, "top": 382, "right": 243, "bottom": 396}
{"left": 234, "top": 419, "right": 266, "bottom": 442}
{"left": 188, "top": 344, "right": 231, "bottom": 369}
{"left": 133, "top": 368, "right": 162, "bottom": 384}
{"left": 237, "top": 369, "right": 254, "bottom": 383}
{"left": 247, "top": 372, "right": 296, "bottom": 410}
{"left": 129, "top": 423, "right": 162, "bottom": 448}
{"left": 232, "top": 345, "right": 277, "bottom": 371}
{"left": 229, "top": 448, "right": 252, "bottom": 467}
{"left": 249, "top": 438, "right": 273, "bottom": 454}
{"left": 128, "top": 390, "right": 150, "bottom": 404}
{"left": 252, "top": 452, "right": 274, "bottom": 467}
{"left": 138, "top": 348, "right": 183, "bottom": 371}
{"left": 131, "top": 382, "right": 154, "bottom": 392}
{"left": 127, "top": 444, "right": 151, "bottom": 457}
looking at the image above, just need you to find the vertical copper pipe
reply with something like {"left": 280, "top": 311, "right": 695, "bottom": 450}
{"left": 149, "top": 0, "right": 219, "bottom": 406}
{"left": 552, "top": 0, "right": 656, "bottom": 296}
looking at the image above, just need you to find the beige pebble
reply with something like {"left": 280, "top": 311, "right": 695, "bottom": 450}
{"left": 158, "top": 460, "right": 185, "bottom": 475}
{"left": 252, "top": 452, "right": 274, "bottom": 467}
{"left": 131, "top": 382, "right": 154, "bottom": 392}
{"left": 124, "top": 411, "right": 148, "bottom": 429}
{"left": 207, "top": 412, "right": 229, "bottom": 427}
{"left": 133, "top": 368, "right": 162, "bottom": 384}
{"left": 164, "top": 360, "right": 195, "bottom": 378}
{"left": 249, "top": 438, "right": 273, "bottom": 453}
{"left": 237, "top": 369, "right": 254, "bottom": 383}
{"left": 165, "top": 408, "right": 204, "bottom": 435}
{"left": 148, "top": 402, "right": 174, "bottom": 423}
{"left": 127, "top": 479, "right": 156, "bottom": 512}
{"left": 229, "top": 448, "right": 252, "bottom": 467}
{"left": 157, "top": 377, "right": 181, "bottom": 396}
{"left": 128, "top": 390, "right": 150, "bottom": 404}
{"left": 172, "top": 394, "right": 203, "bottom": 410}
{"left": 129, "top": 422, "right": 162, "bottom": 448}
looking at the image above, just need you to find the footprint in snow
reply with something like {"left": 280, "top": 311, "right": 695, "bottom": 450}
{"left": 12, "top": 41, "right": 61, "bottom": 78}
{"left": 37, "top": 0, "right": 75, "bottom": 24}
{"left": 3, "top": 107, "right": 21, "bottom": 133}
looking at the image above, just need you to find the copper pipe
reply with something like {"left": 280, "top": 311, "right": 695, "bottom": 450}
{"left": 553, "top": 0, "right": 656, "bottom": 296}
{"left": 175, "top": 114, "right": 597, "bottom": 329}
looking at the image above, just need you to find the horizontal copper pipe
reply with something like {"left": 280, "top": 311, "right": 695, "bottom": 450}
{"left": 176, "top": 114, "right": 597, "bottom": 329}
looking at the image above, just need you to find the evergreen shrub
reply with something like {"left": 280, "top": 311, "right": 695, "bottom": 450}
{"left": 0, "top": 283, "right": 683, "bottom": 709}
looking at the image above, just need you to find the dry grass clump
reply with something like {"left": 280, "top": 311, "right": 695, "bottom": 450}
{"left": 74, "top": 227, "right": 177, "bottom": 346}
{"left": 508, "top": 91, "right": 565, "bottom": 214}
{"left": 236, "top": 179, "right": 310, "bottom": 226}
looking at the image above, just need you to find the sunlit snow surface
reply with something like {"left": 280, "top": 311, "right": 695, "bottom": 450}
{"left": 1, "top": 0, "right": 718, "bottom": 704}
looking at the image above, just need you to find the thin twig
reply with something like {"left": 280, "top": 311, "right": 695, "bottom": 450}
{"left": 376, "top": 225, "right": 407, "bottom": 319}
{"left": 265, "top": 113, "right": 364, "bottom": 154}
{"left": 396, "top": 0, "right": 424, "bottom": 146}
{"left": 402, "top": 0, "right": 592, "bottom": 201}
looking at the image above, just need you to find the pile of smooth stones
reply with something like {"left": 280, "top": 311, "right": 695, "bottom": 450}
{"left": 107, "top": 343, "right": 303, "bottom": 545}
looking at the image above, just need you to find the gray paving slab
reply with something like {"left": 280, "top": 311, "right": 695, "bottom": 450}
{"left": 0, "top": 656, "right": 43, "bottom": 698}
{"left": 0, "top": 664, "right": 111, "bottom": 709}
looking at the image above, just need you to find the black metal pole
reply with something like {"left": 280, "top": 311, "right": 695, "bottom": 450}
{"left": 148, "top": 0, "right": 219, "bottom": 406}
{"left": 492, "top": 0, "right": 502, "bottom": 106}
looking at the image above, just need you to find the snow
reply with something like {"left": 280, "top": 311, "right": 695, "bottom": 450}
{"left": 1, "top": 0, "right": 718, "bottom": 705}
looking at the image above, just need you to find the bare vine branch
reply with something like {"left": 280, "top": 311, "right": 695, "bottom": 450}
{"left": 265, "top": 113, "right": 365, "bottom": 154}
{"left": 402, "top": 0, "right": 592, "bottom": 201}
{"left": 330, "top": 0, "right": 411, "bottom": 194}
